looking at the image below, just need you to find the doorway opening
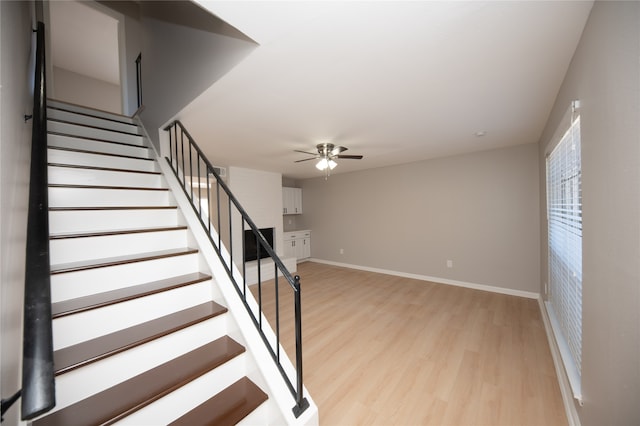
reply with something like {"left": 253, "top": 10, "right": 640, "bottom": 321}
{"left": 49, "top": 0, "right": 123, "bottom": 114}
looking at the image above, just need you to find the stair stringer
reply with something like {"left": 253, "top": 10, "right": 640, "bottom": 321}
{"left": 148, "top": 125, "right": 319, "bottom": 426}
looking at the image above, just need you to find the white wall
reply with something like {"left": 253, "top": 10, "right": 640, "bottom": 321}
{"left": 299, "top": 143, "right": 540, "bottom": 294}
{"left": 538, "top": 2, "right": 640, "bottom": 424}
{"left": 52, "top": 66, "right": 121, "bottom": 114}
{"left": 136, "top": 2, "right": 256, "bottom": 150}
{"left": 228, "top": 167, "right": 284, "bottom": 263}
{"left": 0, "top": 1, "right": 35, "bottom": 424}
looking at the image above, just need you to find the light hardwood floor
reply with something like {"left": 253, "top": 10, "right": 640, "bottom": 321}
{"left": 252, "top": 261, "right": 567, "bottom": 425}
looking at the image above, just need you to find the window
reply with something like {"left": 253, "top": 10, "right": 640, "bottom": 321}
{"left": 545, "top": 100, "right": 582, "bottom": 401}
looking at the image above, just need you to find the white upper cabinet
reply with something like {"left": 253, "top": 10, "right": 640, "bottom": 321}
{"left": 282, "top": 187, "right": 302, "bottom": 215}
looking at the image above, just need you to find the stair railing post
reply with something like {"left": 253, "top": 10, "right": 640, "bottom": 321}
{"left": 292, "top": 274, "right": 309, "bottom": 417}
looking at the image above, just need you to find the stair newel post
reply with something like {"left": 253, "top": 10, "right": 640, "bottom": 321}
{"left": 292, "top": 274, "right": 309, "bottom": 417}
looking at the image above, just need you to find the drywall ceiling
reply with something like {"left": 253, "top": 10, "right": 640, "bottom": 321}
{"left": 49, "top": 0, "right": 120, "bottom": 85}
{"left": 183, "top": 1, "right": 592, "bottom": 180}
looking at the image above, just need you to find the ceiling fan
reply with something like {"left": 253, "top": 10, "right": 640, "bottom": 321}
{"left": 294, "top": 143, "right": 363, "bottom": 177}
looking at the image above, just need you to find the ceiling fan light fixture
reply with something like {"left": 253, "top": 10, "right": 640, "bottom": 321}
{"left": 315, "top": 158, "right": 337, "bottom": 171}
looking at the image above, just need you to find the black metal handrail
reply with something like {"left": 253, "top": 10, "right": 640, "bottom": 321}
{"left": 22, "top": 21, "right": 55, "bottom": 420}
{"left": 164, "top": 121, "right": 309, "bottom": 417}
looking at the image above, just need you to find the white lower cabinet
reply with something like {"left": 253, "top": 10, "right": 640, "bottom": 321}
{"left": 283, "top": 230, "right": 310, "bottom": 261}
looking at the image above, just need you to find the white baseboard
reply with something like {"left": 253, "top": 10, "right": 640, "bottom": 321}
{"left": 307, "top": 258, "right": 539, "bottom": 299}
{"left": 537, "top": 298, "right": 582, "bottom": 426}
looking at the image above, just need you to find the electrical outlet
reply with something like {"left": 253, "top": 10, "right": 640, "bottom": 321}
{"left": 446, "top": 260, "right": 453, "bottom": 268}
{"left": 340, "top": 248, "right": 344, "bottom": 255}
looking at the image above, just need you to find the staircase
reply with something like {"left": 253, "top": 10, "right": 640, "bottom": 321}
{"left": 32, "top": 100, "right": 295, "bottom": 425}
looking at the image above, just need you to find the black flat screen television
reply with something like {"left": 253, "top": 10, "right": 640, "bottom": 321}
{"left": 243, "top": 227, "right": 274, "bottom": 262}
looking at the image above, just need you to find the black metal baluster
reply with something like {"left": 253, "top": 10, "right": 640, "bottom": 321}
{"left": 196, "top": 156, "right": 202, "bottom": 218}
{"left": 275, "top": 264, "right": 280, "bottom": 361}
{"left": 188, "top": 140, "right": 194, "bottom": 202}
{"left": 228, "top": 197, "right": 233, "bottom": 268}
{"left": 242, "top": 220, "right": 247, "bottom": 298}
{"left": 180, "top": 127, "right": 186, "bottom": 186}
{"left": 208, "top": 169, "right": 213, "bottom": 236}
{"left": 257, "top": 240, "right": 262, "bottom": 330}
{"left": 173, "top": 124, "right": 178, "bottom": 171}
{"left": 167, "top": 125, "right": 173, "bottom": 167}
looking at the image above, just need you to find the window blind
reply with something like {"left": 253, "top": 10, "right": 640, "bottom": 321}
{"left": 546, "top": 101, "right": 582, "bottom": 401}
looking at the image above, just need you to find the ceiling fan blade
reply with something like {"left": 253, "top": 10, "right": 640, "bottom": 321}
{"left": 294, "top": 157, "right": 318, "bottom": 163}
{"left": 331, "top": 146, "right": 348, "bottom": 155}
{"left": 294, "top": 150, "right": 318, "bottom": 156}
{"left": 336, "top": 154, "right": 363, "bottom": 160}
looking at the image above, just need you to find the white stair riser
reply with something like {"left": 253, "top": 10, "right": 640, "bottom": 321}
{"left": 49, "top": 187, "right": 171, "bottom": 207}
{"left": 48, "top": 100, "right": 136, "bottom": 124}
{"left": 53, "top": 281, "right": 215, "bottom": 350}
{"left": 48, "top": 108, "right": 142, "bottom": 135}
{"left": 116, "top": 354, "right": 247, "bottom": 425}
{"left": 237, "top": 401, "right": 271, "bottom": 426}
{"left": 50, "top": 317, "right": 232, "bottom": 412}
{"left": 48, "top": 134, "right": 152, "bottom": 158}
{"left": 48, "top": 149, "right": 157, "bottom": 172}
{"left": 50, "top": 229, "right": 189, "bottom": 265}
{"left": 48, "top": 166, "right": 164, "bottom": 188}
{"left": 49, "top": 209, "right": 180, "bottom": 234}
{"left": 48, "top": 120, "right": 144, "bottom": 146}
{"left": 51, "top": 253, "right": 201, "bottom": 301}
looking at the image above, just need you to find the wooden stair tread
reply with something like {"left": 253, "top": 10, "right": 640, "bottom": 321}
{"left": 34, "top": 336, "right": 245, "bottom": 426}
{"left": 54, "top": 301, "right": 228, "bottom": 375}
{"left": 48, "top": 105, "right": 138, "bottom": 127}
{"left": 50, "top": 206, "right": 178, "bottom": 211}
{"left": 50, "top": 225, "right": 187, "bottom": 240}
{"left": 48, "top": 132, "right": 148, "bottom": 150}
{"left": 48, "top": 117, "right": 142, "bottom": 137}
{"left": 169, "top": 377, "right": 268, "bottom": 426}
{"left": 50, "top": 247, "right": 199, "bottom": 274}
{"left": 52, "top": 272, "right": 212, "bottom": 318}
{"left": 49, "top": 183, "right": 168, "bottom": 191}
{"left": 47, "top": 99, "right": 136, "bottom": 123}
{"left": 48, "top": 162, "right": 160, "bottom": 175}
{"left": 48, "top": 145, "right": 153, "bottom": 161}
